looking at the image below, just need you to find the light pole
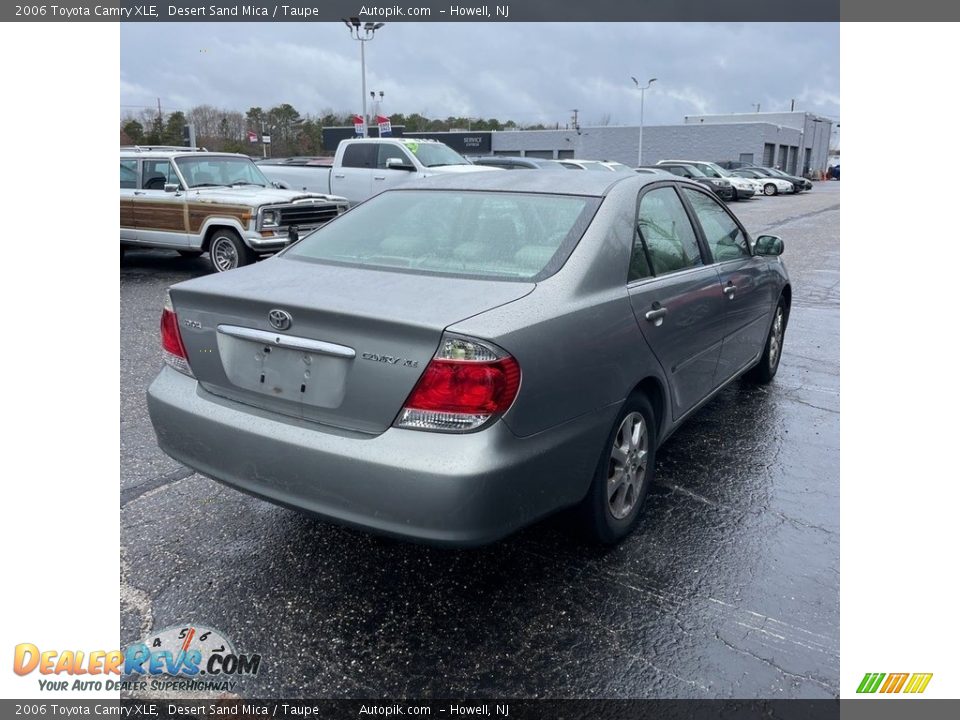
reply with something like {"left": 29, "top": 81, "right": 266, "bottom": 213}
{"left": 631, "top": 76, "right": 656, "bottom": 166}
{"left": 343, "top": 18, "right": 384, "bottom": 137}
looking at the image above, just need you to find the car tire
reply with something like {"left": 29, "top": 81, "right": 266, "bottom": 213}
{"left": 763, "top": 183, "right": 777, "bottom": 196}
{"left": 208, "top": 229, "right": 253, "bottom": 273}
{"left": 177, "top": 250, "right": 203, "bottom": 258}
{"left": 579, "top": 392, "right": 658, "bottom": 544}
{"left": 746, "top": 297, "right": 788, "bottom": 384}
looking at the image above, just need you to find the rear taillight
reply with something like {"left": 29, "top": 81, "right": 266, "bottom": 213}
{"left": 160, "top": 291, "right": 193, "bottom": 377}
{"left": 395, "top": 335, "right": 521, "bottom": 433}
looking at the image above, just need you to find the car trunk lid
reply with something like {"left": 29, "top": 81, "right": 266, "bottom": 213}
{"left": 170, "top": 257, "right": 534, "bottom": 434}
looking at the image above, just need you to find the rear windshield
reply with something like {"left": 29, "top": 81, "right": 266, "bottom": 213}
{"left": 286, "top": 190, "right": 600, "bottom": 281}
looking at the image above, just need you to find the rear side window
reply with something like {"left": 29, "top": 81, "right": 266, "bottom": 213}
{"left": 120, "top": 159, "right": 137, "bottom": 188}
{"left": 341, "top": 143, "right": 376, "bottom": 168}
{"left": 683, "top": 188, "right": 750, "bottom": 262}
{"left": 630, "top": 187, "right": 703, "bottom": 280}
{"left": 287, "top": 190, "right": 599, "bottom": 281}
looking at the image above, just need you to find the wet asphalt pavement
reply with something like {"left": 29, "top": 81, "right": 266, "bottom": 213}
{"left": 120, "top": 183, "right": 840, "bottom": 698}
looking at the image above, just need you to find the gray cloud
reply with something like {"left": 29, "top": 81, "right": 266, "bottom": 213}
{"left": 121, "top": 22, "right": 838, "bottom": 126}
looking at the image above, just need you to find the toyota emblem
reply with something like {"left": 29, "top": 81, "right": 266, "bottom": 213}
{"left": 268, "top": 309, "right": 292, "bottom": 331}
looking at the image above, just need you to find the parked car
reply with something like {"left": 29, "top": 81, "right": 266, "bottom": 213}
{"left": 559, "top": 159, "right": 618, "bottom": 171}
{"left": 601, "top": 161, "right": 637, "bottom": 173}
{"left": 643, "top": 163, "right": 735, "bottom": 201}
{"left": 743, "top": 166, "right": 811, "bottom": 192}
{"left": 658, "top": 159, "right": 760, "bottom": 200}
{"left": 148, "top": 171, "right": 790, "bottom": 546}
{"left": 729, "top": 169, "right": 795, "bottom": 196}
{"left": 763, "top": 167, "right": 814, "bottom": 190}
{"left": 120, "top": 147, "right": 348, "bottom": 272}
{"left": 257, "top": 138, "right": 497, "bottom": 206}
{"left": 470, "top": 156, "right": 568, "bottom": 170}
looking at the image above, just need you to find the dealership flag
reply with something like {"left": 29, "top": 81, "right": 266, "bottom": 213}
{"left": 353, "top": 115, "right": 366, "bottom": 136}
{"left": 377, "top": 115, "right": 392, "bottom": 137}
{"left": 247, "top": 130, "right": 258, "bottom": 143}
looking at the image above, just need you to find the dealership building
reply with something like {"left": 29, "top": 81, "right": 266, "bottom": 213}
{"left": 325, "top": 111, "right": 835, "bottom": 176}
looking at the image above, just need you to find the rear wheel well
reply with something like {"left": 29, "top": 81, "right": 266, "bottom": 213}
{"left": 629, "top": 376, "right": 666, "bottom": 440}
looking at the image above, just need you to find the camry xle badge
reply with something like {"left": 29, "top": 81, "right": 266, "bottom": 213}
{"left": 268, "top": 309, "right": 292, "bottom": 331}
{"left": 362, "top": 352, "right": 419, "bottom": 368}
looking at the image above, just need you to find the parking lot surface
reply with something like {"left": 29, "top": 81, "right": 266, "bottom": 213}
{"left": 120, "top": 183, "right": 840, "bottom": 698}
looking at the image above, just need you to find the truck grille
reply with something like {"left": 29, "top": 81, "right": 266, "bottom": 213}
{"left": 274, "top": 203, "right": 341, "bottom": 229}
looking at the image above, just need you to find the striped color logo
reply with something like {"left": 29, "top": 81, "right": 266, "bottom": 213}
{"left": 857, "top": 672, "right": 933, "bottom": 694}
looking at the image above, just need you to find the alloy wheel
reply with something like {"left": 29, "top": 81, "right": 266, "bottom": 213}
{"left": 769, "top": 306, "right": 785, "bottom": 371}
{"left": 607, "top": 412, "right": 649, "bottom": 520}
{"left": 211, "top": 236, "right": 238, "bottom": 272}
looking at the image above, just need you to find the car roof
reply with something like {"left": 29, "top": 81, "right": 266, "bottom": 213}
{"left": 400, "top": 168, "right": 668, "bottom": 197}
{"left": 119, "top": 149, "right": 248, "bottom": 160}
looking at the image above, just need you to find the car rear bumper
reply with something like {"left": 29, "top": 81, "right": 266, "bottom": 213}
{"left": 147, "top": 367, "right": 616, "bottom": 546}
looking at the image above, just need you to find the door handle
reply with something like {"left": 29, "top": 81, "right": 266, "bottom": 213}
{"left": 334, "top": 174, "right": 346, "bottom": 179}
{"left": 644, "top": 307, "right": 668, "bottom": 326}
{"left": 374, "top": 176, "right": 385, "bottom": 181}
{"left": 133, "top": 191, "right": 146, "bottom": 196}
{"left": 724, "top": 284, "right": 737, "bottom": 298}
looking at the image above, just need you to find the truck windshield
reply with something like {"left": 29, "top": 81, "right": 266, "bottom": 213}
{"left": 402, "top": 141, "right": 471, "bottom": 168}
{"left": 175, "top": 156, "right": 271, "bottom": 188}
{"left": 286, "top": 190, "right": 599, "bottom": 281}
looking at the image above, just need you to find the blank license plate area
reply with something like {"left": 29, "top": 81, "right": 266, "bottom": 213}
{"left": 217, "top": 334, "right": 349, "bottom": 409}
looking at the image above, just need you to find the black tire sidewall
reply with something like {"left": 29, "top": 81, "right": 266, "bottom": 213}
{"left": 209, "top": 230, "right": 252, "bottom": 272}
{"left": 748, "top": 297, "right": 787, "bottom": 383}
{"left": 584, "top": 393, "right": 659, "bottom": 544}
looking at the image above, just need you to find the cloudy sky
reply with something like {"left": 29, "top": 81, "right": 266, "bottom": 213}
{"left": 121, "top": 23, "right": 839, "bottom": 127}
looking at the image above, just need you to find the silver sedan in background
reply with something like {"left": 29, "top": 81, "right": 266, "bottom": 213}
{"left": 148, "top": 172, "right": 791, "bottom": 546}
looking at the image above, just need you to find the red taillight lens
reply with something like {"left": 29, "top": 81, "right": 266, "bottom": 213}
{"left": 404, "top": 357, "right": 520, "bottom": 414}
{"left": 396, "top": 335, "right": 520, "bottom": 433}
{"left": 161, "top": 308, "right": 186, "bottom": 358}
{"left": 160, "top": 293, "right": 193, "bottom": 376}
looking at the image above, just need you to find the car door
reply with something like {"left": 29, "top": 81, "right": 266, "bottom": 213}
{"left": 681, "top": 186, "right": 776, "bottom": 382}
{"left": 626, "top": 184, "right": 727, "bottom": 420}
{"left": 333, "top": 143, "right": 375, "bottom": 205}
{"left": 374, "top": 144, "right": 417, "bottom": 194}
{"left": 120, "top": 158, "right": 139, "bottom": 242}
{"left": 133, "top": 158, "right": 189, "bottom": 248}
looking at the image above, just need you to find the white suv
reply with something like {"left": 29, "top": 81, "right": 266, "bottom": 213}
{"left": 120, "top": 147, "right": 347, "bottom": 271}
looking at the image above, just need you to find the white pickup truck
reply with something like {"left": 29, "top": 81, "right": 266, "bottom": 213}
{"left": 258, "top": 138, "right": 499, "bottom": 206}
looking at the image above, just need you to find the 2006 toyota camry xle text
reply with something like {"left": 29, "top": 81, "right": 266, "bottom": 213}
{"left": 147, "top": 172, "right": 790, "bottom": 546}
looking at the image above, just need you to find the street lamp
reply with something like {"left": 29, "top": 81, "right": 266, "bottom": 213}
{"left": 343, "top": 18, "right": 384, "bottom": 137}
{"left": 631, "top": 76, "right": 656, "bottom": 166}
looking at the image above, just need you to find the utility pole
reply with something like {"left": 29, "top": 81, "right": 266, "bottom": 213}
{"left": 631, "top": 76, "right": 657, "bottom": 166}
{"left": 790, "top": 98, "right": 796, "bottom": 111}
{"left": 343, "top": 18, "right": 385, "bottom": 137}
{"left": 571, "top": 109, "right": 579, "bottom": 131}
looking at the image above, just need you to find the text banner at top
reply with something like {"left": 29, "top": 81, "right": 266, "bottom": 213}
{"left": 7, "top": 0, "right": 844, "bottom": 23}
{"left": 4, "top": 0, "right": 958, "bottom": 22}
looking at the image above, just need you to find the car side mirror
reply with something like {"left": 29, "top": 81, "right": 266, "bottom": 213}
{"left": 272, "top": 180, "right": 290, "bottom": 189}
{"left": 164, "top": 183, "right": 180, "bottom": 193}
{"left": 385, "top": 158, "right": 416, "bottom": 171}
{"left": 754, "top": 234, "right": 785, "bottom": 256}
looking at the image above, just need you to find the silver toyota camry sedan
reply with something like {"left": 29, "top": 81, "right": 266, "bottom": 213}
{"left": 148, "top": 171, "right": 790, "bottom": 546}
